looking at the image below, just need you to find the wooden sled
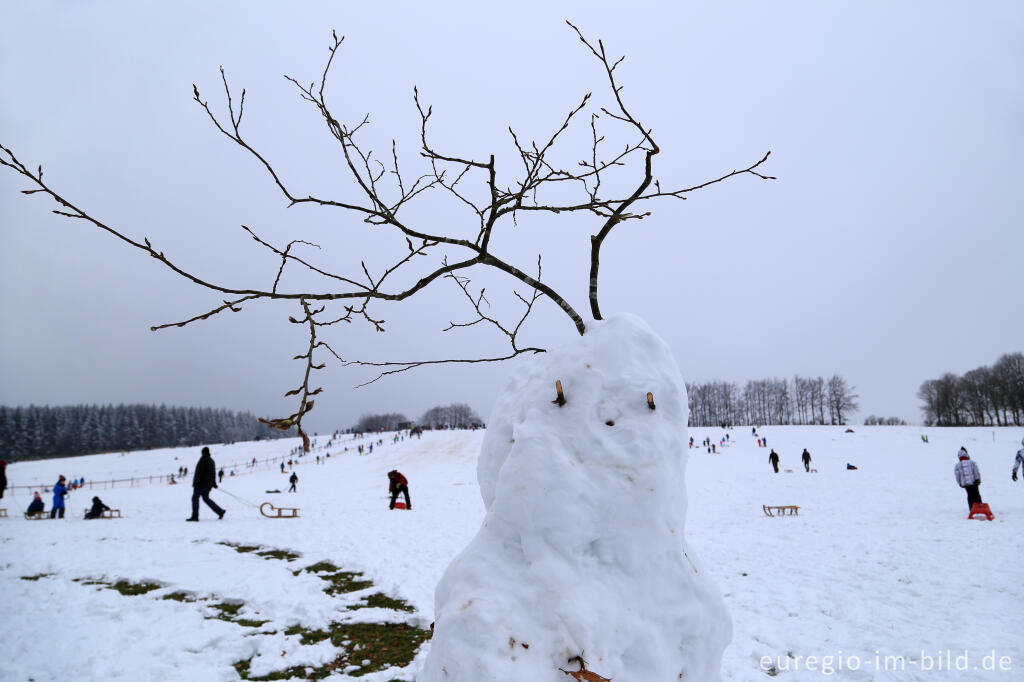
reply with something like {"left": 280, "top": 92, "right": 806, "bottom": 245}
{"left": 260, "top": 502, "right": 299, "bottom": 519}
{"left": 25, "top": 511, "right": 49, "bottom": 520}
{"left": 763, "top": 505, "right": 800, "bottom": 517}
{"left": 101, "top": 509, "right": 122, "bottom": 518}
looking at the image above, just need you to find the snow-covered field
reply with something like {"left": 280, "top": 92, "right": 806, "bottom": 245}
{"left": 1, "top": 425, "right": 1022, "bottom": 681}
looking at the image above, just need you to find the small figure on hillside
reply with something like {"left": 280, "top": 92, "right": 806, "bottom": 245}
{"left": 0, "top": 459, "right": 7, "bottom": 499}
{"left": 801, "top": 449, "right": 812, "bottom": 472}
{"left": 218, "top": 468, "right": 224, "bottom": 484}
{"left": 1012, "top": 437, "right": 1024, "bottom": 482}
{"left": 50, "top": 475, "right": 68, "bottom": 518}
{"left": 388, "top": 470, "right": 411, "bottom": 510}
{"left": 288, "top": 471, "right": 298, "bottom": 493}
{"left": 186, "top": 446, "right": 225, "bottom": 522}
{"left": 83, "top": 496, "right": 111, "bottom": 520}
{"left": 954, "top": 447, "right": 983, "bottom": 511}
{"left": 768, "top": 450, "right": 780, "bottom": 474}
{"left": 27, "top": 492, "right": 44, "bottom": 515}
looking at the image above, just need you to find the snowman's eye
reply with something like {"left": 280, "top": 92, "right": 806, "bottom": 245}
{"left": 605, "top": 420, "right": 615, "bottom": 427}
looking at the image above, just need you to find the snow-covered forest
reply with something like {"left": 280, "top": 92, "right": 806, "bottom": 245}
{"left": 0, "top": 404, "right": 280, "bottom": 460}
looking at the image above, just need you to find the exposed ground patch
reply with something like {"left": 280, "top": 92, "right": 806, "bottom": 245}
{"left": 65, "top": 544, "right": 429, "bottom": 678}
{"left": 237, "top": 621, "right": 427, "bottom": 680}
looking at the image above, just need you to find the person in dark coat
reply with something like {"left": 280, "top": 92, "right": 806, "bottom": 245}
{"left": 388, "top": 470, "right": 411, "bottom": 510}
{"left": 187, "top": 447, "right": 225, "bottom": 521}
{"left": 83, "top": 496, "right": 110, "bottom": 520}
{"left": 50, "top": 475, "right": 68, "bottom": 518}
{"left": 218, "top": 468, "right": 224, "bottom": 484}
{"left": 27, "top": 492, "right": 44, "bottom": 515}
{"left": 288, "top": 471, "right": 298, "bottom": 493}
{"left": 0, "top": 459, "right": 7, "bottom": 499}
{"left": 768, "top": 450, "right": 780, "bottom": 474}
{"left": 801, "top": 449, "right": 812, "bottom": 472}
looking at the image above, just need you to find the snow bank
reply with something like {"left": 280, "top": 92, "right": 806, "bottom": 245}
{"left": 421, "top": 314, "right": 730, "bottom": 681}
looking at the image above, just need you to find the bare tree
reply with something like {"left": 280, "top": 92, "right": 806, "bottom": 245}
{"left": 419, "top": 403, "right": 483, "bottom": 430}
{"left": 0, "top": 24, "right": 772, "bottom": 450}
{"left": 826, "top": 374, "right": 859, "bottom": 425}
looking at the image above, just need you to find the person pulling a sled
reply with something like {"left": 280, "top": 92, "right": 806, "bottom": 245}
{"left": 50, "top": 475, "right": 68, "bottom": 518}
{"left": 187, "top": 447, "right": 226, "bottom": 521}
{"left": 954, "top": 447, "right": 983, "bottom": 511}
{"left": 388, "top": 470, "right": 411, "bottom": 510}
{"left": 801, "top": 448, "right": 812, "bottom": 472}
{"left": 83, "top": 496, "right": 111, "bottom": 520}
{"left": 288, "top": 471, "right": 298, "bottom": 493}
{"left": 768, "top": 450, "right": 780, "bottom": 474}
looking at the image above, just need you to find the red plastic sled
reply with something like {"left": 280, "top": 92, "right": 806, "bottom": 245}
{"left": 968, "top": 503, "right": 993, "bottom": 521}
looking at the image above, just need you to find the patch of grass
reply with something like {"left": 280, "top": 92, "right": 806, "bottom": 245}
{"left": 219, "top": 541, "right": 260, "bottom": 554}
{"left": 234, "top": 657, "right": 318, "bottom": 681}
{"left": 21, "top": 573, "right": 53, "bottom": 581}
{"left": 236, "top": 618, "right": 271, "bottom": 628}
{"left": 162, "top": 591, "right": 198, "bottom": 602}
{"left": 328, "top": 621, "right": 430, "bottom": 676}
{"left": 208, "top": 601, "right": 268, "bottom": 629}
{"left": 350, "top": 592, "right": 415, "bottom": 613}
{"left": 238, "top": 622, "right": 430, "bottom": 679}
{"left": 256, "top": 548, "right": 301, "bottom": 562}
{"left": 303, "top": 561, "right": 340, "bottom": 573}
{"left": 110, "top": 580, "right": 162, "bottom": 596}
{"left": 209, "top": 601, "right": 243, "bottom": 619}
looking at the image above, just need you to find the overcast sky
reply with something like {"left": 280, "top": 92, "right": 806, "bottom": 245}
{"left": 2, "top": 1, "right": 1022, "bottom": 432}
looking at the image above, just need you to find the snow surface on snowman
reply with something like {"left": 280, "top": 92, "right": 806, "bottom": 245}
{"left": 420, "top": 313, "right": 730, "bottom": 681}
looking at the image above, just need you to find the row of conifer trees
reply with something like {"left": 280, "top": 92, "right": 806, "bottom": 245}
{"left": 0, "top": 404, "right": 281, "bottom": 461}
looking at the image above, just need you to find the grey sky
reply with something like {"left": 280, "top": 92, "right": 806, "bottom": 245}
{"left": 2, "top": 1, "right": 1022, "bottom": 432}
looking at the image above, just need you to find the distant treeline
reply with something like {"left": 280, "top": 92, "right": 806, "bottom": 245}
{"left": 0, "top": 404, "right": 284, "bottom": 461}
{"left": 351, "top": 403, "right": 484, "bottom": 432}
{"left": 917, "top": 352, "right": 1024, "bottom": 426}
{"left": 686, "top": 375, "right": 859, "bottom": 427}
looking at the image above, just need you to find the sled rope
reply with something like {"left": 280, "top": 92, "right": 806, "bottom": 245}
{"left": 219, "top": 488, "right": 259, "bottom": 508}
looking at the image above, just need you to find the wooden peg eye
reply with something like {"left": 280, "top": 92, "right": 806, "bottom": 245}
{"left": 552, "top": 380, "right": 566, "bottom": 407}
{"left": 646, "top": 392, "right": 656, "bottom": 410}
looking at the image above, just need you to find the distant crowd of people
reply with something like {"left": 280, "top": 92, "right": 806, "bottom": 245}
{"left": 4, "top": 431, "right": 1022, "bottom": 521}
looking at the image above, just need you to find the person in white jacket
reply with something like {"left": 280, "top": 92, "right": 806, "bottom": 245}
{"left": 1012, "top": 437, "right": 1024, "bottom": 482}
{"left": 954, "top": 447, "right": 982, "bottom": 511}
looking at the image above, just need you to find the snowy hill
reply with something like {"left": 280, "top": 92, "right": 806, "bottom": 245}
{"left": 1, "top": 426, "right": 1022, "bottom": 680}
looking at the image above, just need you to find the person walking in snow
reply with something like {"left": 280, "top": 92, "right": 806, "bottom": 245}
{"left": 50, "top": 475, "right": 68, "bottom": 518}
{"left": 388, "top": 470, "right": 411, "bottom": 510}
{"left": 83, "top": 496, "right": 110, "bottom": 520}
{"left": 954, "top": 447, "right": 983, "bottom": 511}
{"left": 0, "top": 459, "right": 7, "bottom": 499}
{"left": 768, "top": 450, "right": 780, "bottom": 474}
{"left": 1012, "top": 437, "right": 1024, "bottom": 482}
{"left": 288, "top": 471, "right": 298, "bottom": 493}
{"left": 218, "top": 468, "right": 224, "bottom": 484}
{"left": 801, "top": 449, "right": 812, "bottom": 472}
{"left": 187, "top": 447, "right": 225, "bottom": 522}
